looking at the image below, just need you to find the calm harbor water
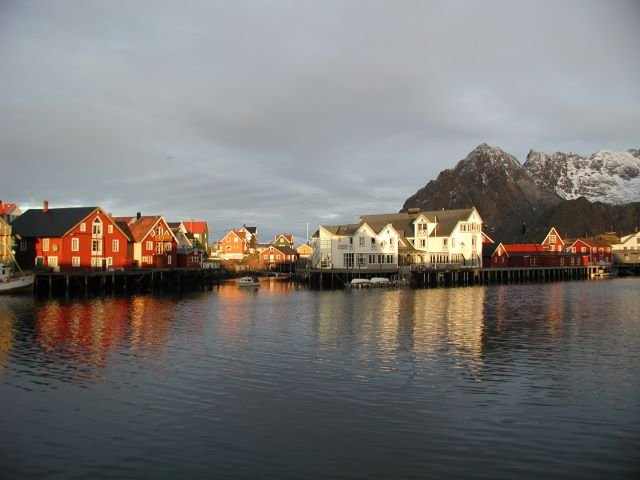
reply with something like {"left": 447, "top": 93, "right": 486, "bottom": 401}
{"left": 1, "top": 278, "right": 639, "bottom": 479}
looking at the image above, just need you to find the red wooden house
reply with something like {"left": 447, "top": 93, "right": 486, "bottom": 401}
{"left": 568, "top": 239, "right": 613, "bottom": 265}
{"left": 219, "top": 229, "right": 249, "bottom": 260}
{"left": 259, "top": 244, "right": 298, "bottom": 268}
{"left": 114, "top": 214, "right": 178, "bottom": 268}
{"left": 489, "top": 227, "right": 584, "bottom": 268}
{"left": 541, "top": 227, "right": 566, "bottom": 253}
{"left": 11, "top": 204, "right": 131, "bottom": 271}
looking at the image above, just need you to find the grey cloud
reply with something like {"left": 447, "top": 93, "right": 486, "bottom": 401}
{"left": 1, "top": 0, "right": 639, "bottom": 242}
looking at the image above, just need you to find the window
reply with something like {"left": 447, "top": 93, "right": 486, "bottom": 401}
{"left": 108, "top": 225, "right": 113, "bottom": 234}
{"left": 80, "top": 223, "right": 86, "bottom": 232}
{"left": 107, "top": 257, "right": 113, "bottom": 266}
{"left": 549, "top": 234, "right": 556, "bottom": 244}
{"left": 112, "top": 239, "right": 119, "bottom": 252}
{"left": 451, "top": 238, "right": 455, "bottom": 248}
{"left": 92, "top": 218, "right": 103, "bottom": 235}
{"left": 581, "top": 247, "right": 586, "bottom": 253}
{"left": 390, "top": 238, "right": 394, "bottom": 246}
{"left": 92, "top": 239, "right": 101, "bottom": 253}
{"left": 43, "top": 238, "right": 49, "bottom": 252}
{"left": 146, "top": 241, "right": 153, "bottom": 250}
{"left": 359, "top": 237, "right": 365, "bottom": 247}
{"left": 420, "top": 239, "right": 426, "bottom": 248}
{"left": 48, "top": 256, "right": 58, "bottom": 267}
{"left": 418, "top": 223, "right": 427, "bottom": 233}
{"left": 371, "top": 238, "right": 375, "bottom": 245}
{"left": 167, "top": 256, "right": 171, "bottom": 265}
{"left": 72, "top": 256, "right": 80, "bottom": 267}
{"left": 369, "top": 254, "right": 376, "bottom": 264}
{"left": 156, "top": 243, "right": 163, "bottom": 254}
{"left": 349, "top": 237, "right": 353, "bottom": 245}
{"left": 387, "top": 254, "right": 393, "bottom": 264}
{"left": 72, "top": 238, "right": 80, "bottom": 251}
{"left": 357, "top": 254, "right": 366, "bottom": 267}
{"left": 234, "top": 237, "right": 238, "bottom": 243}
{"left": 343, "top": 253, "right": 354, "bottom": 268}
{"left": 165, "top": 242, "right": 172, "bottom": 252}
{"left": 442, "top": 238, "right": 448, "bottom": 248}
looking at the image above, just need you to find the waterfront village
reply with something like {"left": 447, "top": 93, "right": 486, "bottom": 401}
{"left": 1, "top": 199, "right": 640, "bottom": 290}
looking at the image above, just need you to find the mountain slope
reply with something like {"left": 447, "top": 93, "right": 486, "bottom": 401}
{"left": 402, "top": 144, "right": 640, "bottom": 242}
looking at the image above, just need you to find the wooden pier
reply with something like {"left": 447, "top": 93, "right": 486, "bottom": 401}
{"left": 34, "top": 267, "right": 223, "bottom": 296}
{"left": 297, "top": 265, "right": 601, "bottom": 289}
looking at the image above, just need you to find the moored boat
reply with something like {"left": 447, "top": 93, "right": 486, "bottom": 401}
{"left": 238, "top": 276, "right": 260, "bottom": 287}
{"left": 370, "top": 277, "right": 390, "bottom": 286}
{"left": 347, "top": 278, "right": 371, "bottom": 288}
{"left": 0, "top": 263, "right": 34, "bottom": 294}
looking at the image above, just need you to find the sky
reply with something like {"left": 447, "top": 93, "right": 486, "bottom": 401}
{"left": 1, "top": 0, "right": 639, "bottom": 245}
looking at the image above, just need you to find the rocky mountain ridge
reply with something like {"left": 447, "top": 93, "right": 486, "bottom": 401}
{"left": 524, "top": 148, "right": 640, "bottom": 204}
{"left": 402, "top": 143, "right": 640, "bottom": 242}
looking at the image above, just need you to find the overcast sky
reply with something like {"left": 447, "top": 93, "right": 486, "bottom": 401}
{"left": 1, "top": 0, "right": 639, "bottom": 244}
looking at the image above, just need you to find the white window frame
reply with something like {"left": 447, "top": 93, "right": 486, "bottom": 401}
{"left": 72, "top": 256, "right": 80, "bottom": 267}
{"left": 112, "top": 239, "right": 119, "bottom": 252}
{"left": 72, "top": 238, "right": 80, "bottom": 252}
{"left": 43, "top": 238, "right": 49, "bottom": 252}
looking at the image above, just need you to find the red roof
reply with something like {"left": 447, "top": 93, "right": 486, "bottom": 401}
{"left": 183, "top": 220, "right": 207, "bottom": 235}
{"left": 0, "top": 203, "right": 17, "bottom": 215}
{"left": 113, "top": 215, "right": 162, "bottom": 242}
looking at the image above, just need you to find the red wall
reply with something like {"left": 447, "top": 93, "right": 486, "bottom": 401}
{"left": 26, "top": 210, "right": 131, "bottom": 271}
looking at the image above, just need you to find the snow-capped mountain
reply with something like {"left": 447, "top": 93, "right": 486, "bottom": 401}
{"left": 402, "top": 143, "right": 640, "bottom": 241}
{"left": 524, "top": 148, "right": 640, "bottom": 205}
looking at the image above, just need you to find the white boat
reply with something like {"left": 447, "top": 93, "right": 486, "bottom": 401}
{"left": 348, "top": 278, "right": 371, "bottom": 288}
{"left": 370, "top": 277, "right": 390, "bottom": 286}
{"left": 238, "top": 276, "right": 260, "bottom": 287}
{"left": 0, "top": 263, "right": 34, "bottom": 294}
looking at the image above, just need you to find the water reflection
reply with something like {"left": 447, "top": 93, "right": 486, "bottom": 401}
{"left": 1, "top": 280, "right": 639, "bottom": 480}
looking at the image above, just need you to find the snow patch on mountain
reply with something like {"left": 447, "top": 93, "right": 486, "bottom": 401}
{"left": 524, "top": 148, "right": 640, "bottom": 205}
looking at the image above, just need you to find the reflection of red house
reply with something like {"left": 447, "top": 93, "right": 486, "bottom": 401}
{"left": 568, "top": 239, "right": 613, "bottom": 265}
{"left": 11, "top": 204, "right": 131, "bottom": 271}
{"left": 114, "top": 214, "right": 178, "bottom": 268}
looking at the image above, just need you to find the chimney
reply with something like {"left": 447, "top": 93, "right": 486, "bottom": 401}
{"left": 136, "top": 212, "right": 141, "bottom": 220}
{"left": 43, "top": 200, "right": 49, "bottom": 212}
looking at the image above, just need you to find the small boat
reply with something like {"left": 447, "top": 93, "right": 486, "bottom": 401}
{"left": 370, "top": 277, "right": 390, "bottom": 286}
{"left": 238, "top": 276, "right": 260, "bottom": 287}
{"left": 0, "top": 263, "right": 34, "bottom": 294}
{"left": 347, "top": 278, "right": 371, "bottom": 288}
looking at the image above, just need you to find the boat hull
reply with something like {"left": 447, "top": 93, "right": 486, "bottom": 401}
{"left": 0, "top": 274, "right": 34, "bottom": 294}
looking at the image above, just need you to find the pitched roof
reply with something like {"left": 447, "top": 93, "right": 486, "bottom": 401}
{"left": 113, "top": 215, "right": 162, "bottom": 242}
{"left": 359, "top": 208, "right": 476, "bottom": 238}
{"left": 0, "top": 203, "right": 18, "bottom": 216}
{"left": 571, "top": 238, "right": 612, "bottom": 248}
{"left": 182, "top": 220, "right": 207, "bottom": 235}
{"left": 265, "top": 244, "right": 298, "bottom": 256}
{"left": 11, "top": 207, "right": 98, "bottom": 238}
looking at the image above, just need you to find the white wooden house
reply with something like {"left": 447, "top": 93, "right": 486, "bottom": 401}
{"left": 311, "top": 207, "right": 484, "bottom": 270}
{"left": 311, "top": 222, "right": 400, "bottom": 270}
{"left": 611, "top": 231, "right": 640, "bottom": 266}
{"left": 358, "top": 207, "right": 484, "bottom": 268}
